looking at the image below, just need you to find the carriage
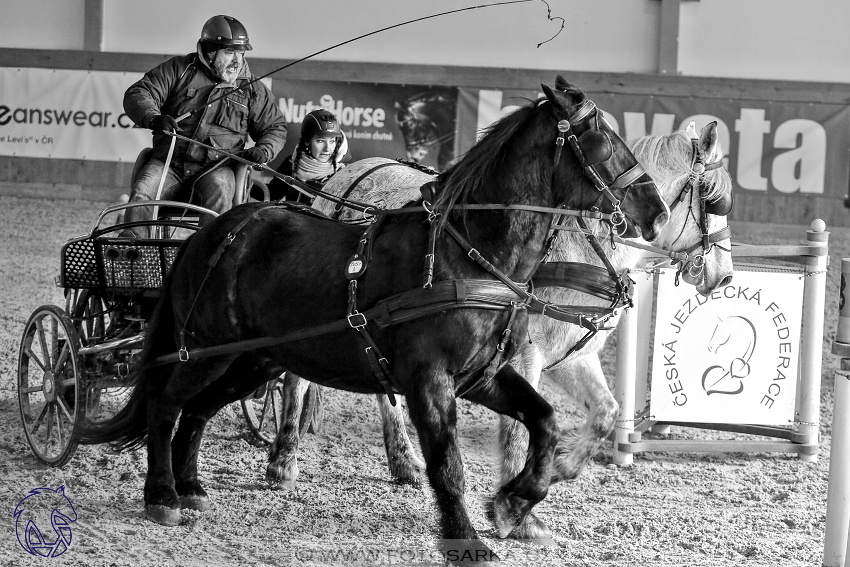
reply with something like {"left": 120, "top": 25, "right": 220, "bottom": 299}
{"left": 16, "top": 160, "right": 284, "bottom": 467}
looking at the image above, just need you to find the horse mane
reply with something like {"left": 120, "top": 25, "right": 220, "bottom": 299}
{"left": 433, "top": 98, "right": 543, "bottom": 220}
{"left": 628, "top": 129, "right": 731, "bottom": 205}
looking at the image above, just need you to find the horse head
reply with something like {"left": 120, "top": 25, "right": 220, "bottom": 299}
{"left": 702, "top": 315, "right": 756, "bottom": 395}
{"left": 542, "top": 76, "right": 669, "bottom": 241}
{"left": 394, "top": 93, "right": 456, "bottom": 170}
{"left": 631, "top": 121, "right": 734, "bottom": 295}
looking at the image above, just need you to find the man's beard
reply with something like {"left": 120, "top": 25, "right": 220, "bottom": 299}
{"left": 211, "top": 53, "right": 242, "bottom": 83}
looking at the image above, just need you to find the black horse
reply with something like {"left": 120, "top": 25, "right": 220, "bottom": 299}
{"left": 395, "top": 90, "right": 457, "bottom": 170}
{"left": 79, "top": 77, "right": 669, "bottom": 564}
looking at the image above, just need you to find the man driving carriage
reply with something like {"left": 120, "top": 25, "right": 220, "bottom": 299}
{"left": 121, "top": 15, "right": 287, "bottom": 237}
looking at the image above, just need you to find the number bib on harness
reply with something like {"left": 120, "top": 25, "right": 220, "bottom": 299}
{"left": 346, "top": 254, "right": 367, "bottom": 279}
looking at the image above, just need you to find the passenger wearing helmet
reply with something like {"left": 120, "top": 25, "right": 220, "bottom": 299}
{"left": 267, "top": 109, "right": 349, "bottom": 202}
{"left": 122, "top": 15, "right": 287, "bottom": 235}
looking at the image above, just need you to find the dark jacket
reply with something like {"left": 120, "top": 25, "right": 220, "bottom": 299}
{"left": 124, "top": 53, "right": 287, "bottom": 180}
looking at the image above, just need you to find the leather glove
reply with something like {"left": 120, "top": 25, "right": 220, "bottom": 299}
{"left": 239, "top": 147, "right": 267, "bottom": 164}
{"left": 149, "top": 114, "right": 180, "bottom": 134}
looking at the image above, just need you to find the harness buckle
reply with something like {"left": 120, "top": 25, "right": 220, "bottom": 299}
{"left": 347, "top": 312, "right": 368, "bottom": 330}
{"left": 178, "top": 347, "right": 190, "bottom": 362}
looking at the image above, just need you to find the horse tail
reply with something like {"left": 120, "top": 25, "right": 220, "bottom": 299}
{"left": 77, "top": 237, "right": 191, "bottom": 451}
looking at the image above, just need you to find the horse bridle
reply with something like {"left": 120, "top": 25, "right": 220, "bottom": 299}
{"left": 550, "top": 99, "right": 650, "bottom": 237}
{"left": 669, "top": 138, "right": 733, "bottom": 281}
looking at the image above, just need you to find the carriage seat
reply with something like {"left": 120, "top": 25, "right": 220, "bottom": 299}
{"left": 130, "top": 148, "right": 254, "bottom": 209}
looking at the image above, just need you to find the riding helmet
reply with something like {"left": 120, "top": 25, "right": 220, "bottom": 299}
{"left": 300, "top": 109, "right": 343, "bottom": 144}
{"left": 200, "top": 15, "right": 252, "bottom": 50}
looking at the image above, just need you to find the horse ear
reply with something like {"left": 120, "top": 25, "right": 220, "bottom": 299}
{"left": 685, "top": 120, "right": 698, "bottom": 139}
{"left": 541, "top": 84, "right": 565, "bottom": 112}
{"left": 698, "top": 121, "right": 719, "bottom": 160}
{"left": 555, "top": 75, "right": 585, "bottom": 100}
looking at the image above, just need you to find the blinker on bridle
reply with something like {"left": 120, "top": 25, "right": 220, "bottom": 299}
{"left": 671, "top": 137, "right": 733, "bottom": 282}
{"left": 551, "top": 99, "right": 647, "bottom": 237}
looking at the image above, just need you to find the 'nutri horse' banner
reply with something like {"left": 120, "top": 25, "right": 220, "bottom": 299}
{"left": 270, "top": 79, "right": 458, "bottom": 172}
{"left": 0, "top": 68, "right": 149, "bottom": 161}
{"left": 648, "top": 269, "right": 804, "bottom": 425}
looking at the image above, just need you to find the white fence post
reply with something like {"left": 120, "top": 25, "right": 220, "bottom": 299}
{"left": 824, "top": 257, "right": 850, "bottom": 567}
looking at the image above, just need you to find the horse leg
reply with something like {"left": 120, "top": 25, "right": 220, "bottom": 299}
{"left": 375, "top": 394, "right": 425, "bottom": 485}
{"left": 171, "top": 354, "right": 281, "bottom": 512}
{"left": 462, "top": 364, "right": 558, "bottom": 541}
{"left": 404, "top": 373, "right": 498, "bottom": 565}
{"left": 144, "top": 356, "right": 235, "bottom": 526}
{"left": 496, "top": 344, "right": 553, "bottom": 541}
{"left": 498, "top": 343, "right": 545, "bottom": 485}
{"left": 267, "top": 372, "right": 310, "bottom": 489}
{"left": 547, "top": 354, "right": 618, "bottom": 483}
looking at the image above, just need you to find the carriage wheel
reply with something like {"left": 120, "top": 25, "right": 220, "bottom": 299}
{"left": 18, "top": 305, "right": 83, "bottom": 467}
{"left": 68, "top": 288, "right": 107, "bottom": 416}
{"left": 69, "top": 289, "right": 137, "bottom": 424}
{"left": 240, "top": 376, "right": 285, "bottom": 445}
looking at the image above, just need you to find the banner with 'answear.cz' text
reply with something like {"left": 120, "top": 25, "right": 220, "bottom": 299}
{"left": 0, "top": 68, "right": 150, "bottom": 161}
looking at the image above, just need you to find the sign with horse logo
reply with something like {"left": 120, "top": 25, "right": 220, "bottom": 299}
{"left": 649, "top": 268, "right": 804, "bottom": 425}
{"left": 13, "top": 485, "right": 78, "bottom": 558}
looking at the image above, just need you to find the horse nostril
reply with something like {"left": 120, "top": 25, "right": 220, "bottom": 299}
{"left": 719, "top": 274, "right": 733, "bottom": 287}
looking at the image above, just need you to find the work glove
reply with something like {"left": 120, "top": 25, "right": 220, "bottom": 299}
{"left": 239, "top": 147, "right": 267, "bottom": 164}
{"left": 149, "top": 114, "right": 180, "bottom": 134}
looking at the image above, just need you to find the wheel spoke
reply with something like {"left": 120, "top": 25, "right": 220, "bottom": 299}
{"left": 53, "top": 405, "right": 63, "bottom": 447}
{"left": 20, "top": 384, "right": 44, "bottom": 394}
{"left": 22, "top": 345, "right": 48, "bottom": 373}
{"left": 44, "top": 404, "right": 54, "bottom": 449}
{"left": 258, "top": 396, "right": 270, "bottom": 429}
{"left": 57, "top": 395, "right": 74, "bottom": 422}
{"left": 35, "top": 318, "right": 51, "bottom": 368}
{"left": 271, "top": 396, "right": 279, "bottom": 434}
{"left": 29, "top": 403, "right": 49, "bottom": 432}
{"left": 50, "top": 316, "right": 59, "bottom": 363}
{"left": 53, "top": 340, "right": 71, "bottom": 374}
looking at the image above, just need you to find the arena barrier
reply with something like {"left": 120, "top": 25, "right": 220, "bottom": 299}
{"left": 824, "top": 257, "right": 850, "bottom": 567}
{"left": 612, "top": 220, "right": 829, "bottom": 466}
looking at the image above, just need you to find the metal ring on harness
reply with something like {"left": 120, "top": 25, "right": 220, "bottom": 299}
{"left": 347, "top": 312, "right": 368, "bottom": 329}
{"left": 361, "top": 206, "right": 376, "bottom": 223}
{"left": 688, "top": 254, "right": 706, "bottom": 277}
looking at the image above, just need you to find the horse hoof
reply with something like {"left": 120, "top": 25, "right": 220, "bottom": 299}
{"left": 491, "top": 493, "right": 523, "bottom": 539}
{"left": 389, "top": 460, "right": 423, "bottom": 486}
{"left": 145, "top": 504, "right": 181, "bottom": 526}
{"left": 179, "top": 494, "right": 210, "bottom": 512}
{"left": 508, "top": 513, "right": 555, "bottom": 546}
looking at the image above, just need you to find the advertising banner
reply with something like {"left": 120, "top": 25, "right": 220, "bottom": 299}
{"left": 271, "top": 79, "right": 458, "bottom": 172}
{"left": 457, "top": 87, "right": 850, "bottom": 203}
{"left": 648, "top": 269, "right": 804, "bottom": 425}
{"left": 0, "top": 67, "right": 149, "bottom": 161}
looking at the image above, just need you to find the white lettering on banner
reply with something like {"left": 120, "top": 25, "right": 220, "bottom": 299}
{"left": 278, "top": 95, "right": 385, "bottom": 128}
{"left": 773, "top": 119, "right": 826, "bottom": 194}
{"left": 734, "top": 108, "right": 771, "bottom": 191}
{"left": 473, "top": 90, "right": 829, "bottom": 195}
{"left": 622, "top": 112, "right": 676, "bottom": 138}
{"left": 648, "top": 269, "right": 804, "bottom": 426}
{"left": 0, "top": 68, "right": 149, "bottom": 161}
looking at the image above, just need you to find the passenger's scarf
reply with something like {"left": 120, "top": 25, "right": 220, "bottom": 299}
{"left": 294, "top": 150, "right": 337, "bottom": 181}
